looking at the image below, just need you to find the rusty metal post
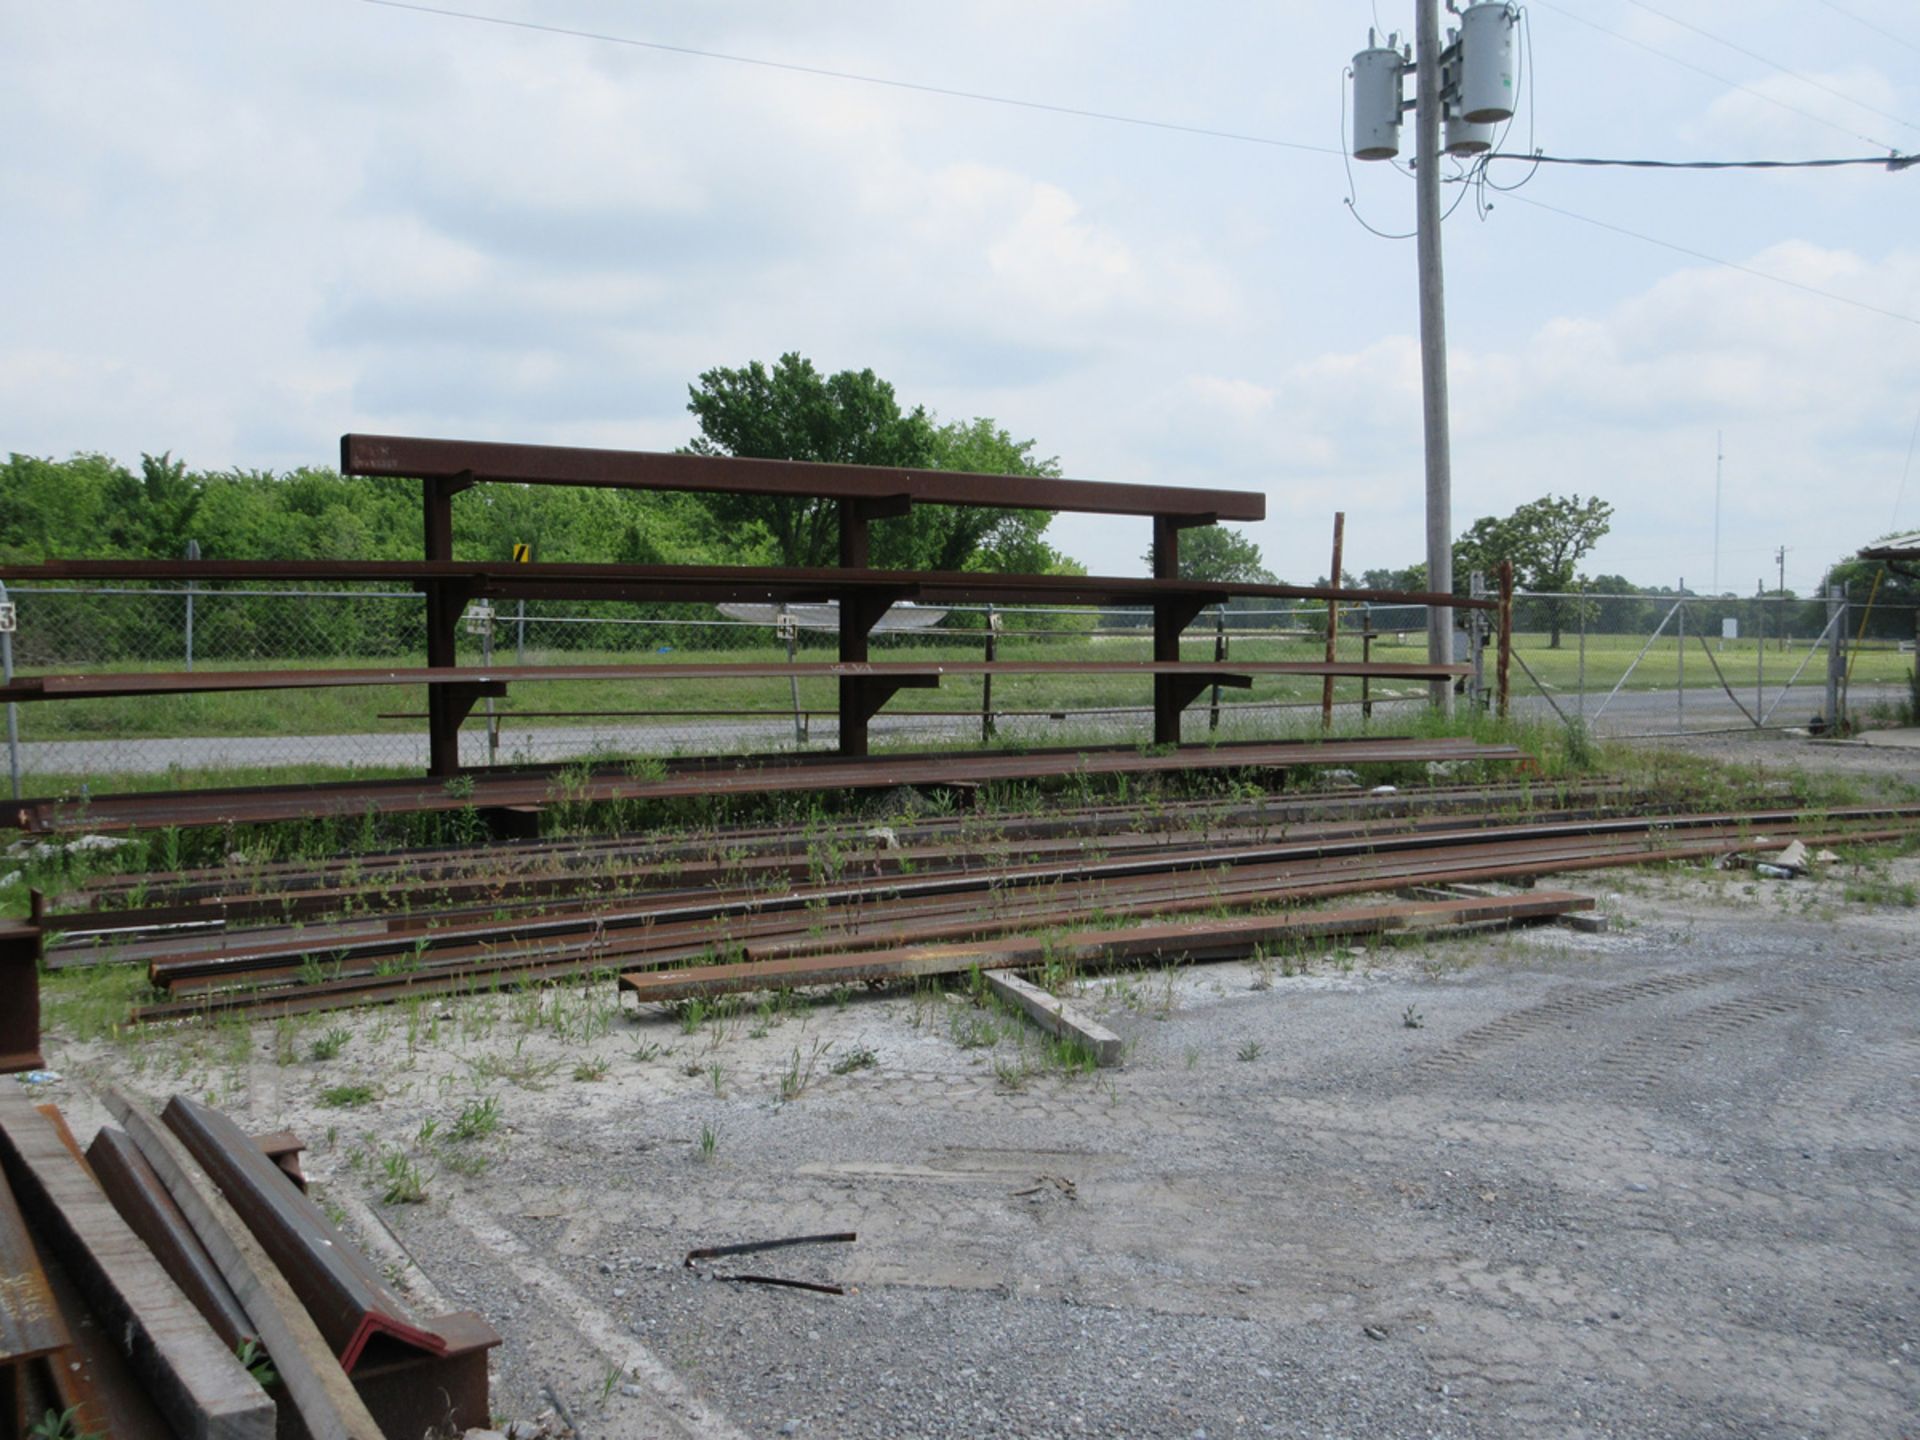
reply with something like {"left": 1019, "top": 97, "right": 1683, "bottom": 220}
{"left": 1361, "top": 629, "right": 1374, "bottom": 721}
{"left": 423, "top": 474, "right": 472, "bottom": 778}
{"left": 1497, "top": 561, "right": 1514, "bottom": 720}
{"left": 838, "top": 499, "right": 871, "bottom": 758}
{"left": 1321, "top": 512, "right": 1345, "bottom": 730}
{"left": 1209, "top": 606, "right": 1226, "bottom": 733}
{"left": 1151, "top": 515, "right": 1182, "bottom": 746}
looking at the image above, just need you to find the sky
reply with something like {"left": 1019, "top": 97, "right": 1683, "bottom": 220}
{"left": 3, "top": 0, "right": 1917, "bottom": 594}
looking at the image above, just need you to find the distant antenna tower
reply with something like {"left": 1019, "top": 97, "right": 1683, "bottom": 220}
{"left": 1712, "top": 431, "right": 1723, "bottom": 597}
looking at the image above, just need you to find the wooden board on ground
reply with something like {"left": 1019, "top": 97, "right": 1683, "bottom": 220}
{"left": 985, "top": 973, "right": 1125, "bottom": 1067}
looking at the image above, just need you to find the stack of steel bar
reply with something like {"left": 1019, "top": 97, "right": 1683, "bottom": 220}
{"left": 80, "top": 792, "right": 1920, "bottom": 1023}
{"left": 48, "top": 777, "right": 1639, "bottom": 957}
{"left": 6, "top": 734, "right": 1527, "bottom": 835}
{"left": 0, "top": 1087, "right": 498, "bottom": 1439}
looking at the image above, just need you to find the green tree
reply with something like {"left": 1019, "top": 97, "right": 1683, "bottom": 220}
{"left": 1455, "top": 494, "right": 1614, "bottom": 648}
{"left": 1141, "top": 525, "right": 1274, "bottom": 584}
{"left": 684, "top": 353, "right": 938, "bottom": 567}
{"left": 684, "top": 353, "right": 1065, "bottom": 574}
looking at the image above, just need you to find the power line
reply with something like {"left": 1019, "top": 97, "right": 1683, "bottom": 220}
{"left": 1613, "top": 0, "right": 1920, "bottom": 137}
{"left": 1813, "top": 0, "right": 1920, "bottom": 57}
{"left": 352, "top": 0, "right": 1345, "bottom": 157}
{"left": 1499, "top": 191, "right": 1920, "bottom": 328}
{"left": 1529, "top": 0, "right": 1896, "bottom": 152}
{"left": 1487, "top": 149, "right": 1915, "bottom": 170}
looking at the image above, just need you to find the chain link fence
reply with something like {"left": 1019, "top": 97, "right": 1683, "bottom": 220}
{"left": 0, "top": 584, "right": 1439, "bottom": 797}
{"left": 1497, "top": 589, "right": 1920, "bottom": 737}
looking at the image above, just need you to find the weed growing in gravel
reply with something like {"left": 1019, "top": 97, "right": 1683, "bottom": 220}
{"left": 467, "top": 1039, "right": 562, "bottom": 1090}
{"left": 379, "top": 1148, "right": 428, "bottom": 1204}
{"left": 320, "top": 1083, "right": 377, "bottom": 1108}
{"left": 698, "top": 1121, "right": 718, "bottom": 1159}
{"left": 1184, "top": 1045, "right": 1200, "bottom": 1070}
{"left": 829, "top": 1045, "right": 878, "bottom": 1075}
{"left": 708, "top": 1063, "right": 726, "bottom": 1097}
{"left": 449, "top": 1095, "right": 501, "bottom": 1141}
{"left": 777, "top": 1038, "right": 831, "bottom": 1102}
{"left": 1236, "top": 1041, "right": 1265, "bottom": 1062}
{"left": 630, "top": 1039, "right": 664, "bottom": 1063}
{"left": 573, "top": 1058, "right": 611, "bottom": 1082}
{"left": 310, "top": 1027, "right": 350, "bottom": 1061}
{"left": 1402, "top": 1004, "right": 1425, "bottom": 1030}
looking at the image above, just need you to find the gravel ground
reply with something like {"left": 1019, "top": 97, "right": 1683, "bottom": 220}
{"left": 40, "top": 734, "right": 1920, "bottom": 1439}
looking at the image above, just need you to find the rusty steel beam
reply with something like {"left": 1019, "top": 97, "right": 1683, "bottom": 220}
{"left": 342, "top": 432, "right": 1267, "bottom": 521}
{"left": 617, "top": 890, "right": 1597, "bottom": 1003}
{"left": 122, "top": 815, "right": 1920, "bottom": 1023}
{"left": 160, "top": 1096, "right": 447, "bottom": 1368}
{"left": 0, "top": 924, "right": 42, "bottom": 1074}
{"left": 0, "top": 558, "right": 1497, "bottom": 612}
{"left": 0, "top": 1091, "right": 274, "bottom": 1440}
{"left": 0, "top": 657, "right": 1471, "bottom": 706}
{"left": 85, "top": 1127, "right": 255, "bottom": 1351}
{"left": 9, "top": 736, "right": 1524, "bottom": 834}
{"left": 158, "top": 1095, "right": 498, "bottom": 1434}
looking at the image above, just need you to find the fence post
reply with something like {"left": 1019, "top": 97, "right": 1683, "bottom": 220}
{"left": 1320, "top": 512, "right": 1344, "bottom": 731}
{"left": 983, "top": 607, "right": 999, "bottom": 744}
{"left": 1756, "top": 581, "right": 1764, "bottom": 725}
{"left": 481, "top": 608, "right": 498, "bottom": 765}
{"left": 183, "top": 538, "right": 200, "bottom": 672}
{"left": 1676, "top": 579, "right": 1686, "bottom": 732}
{"left": 1826, "top": 582, "right": 1846, "bottom": 732}
{"left": 0, "top": 579, "right": 19, "bottom": 800}
{"left": 779, "top": 607, "right": 805, "bottom": 745}
{"left": 1497, "top": 561, "right": 1513, "bottom": 720}
{"left": 515, "top": 599, "right": 526, "bottom": 665}
{"left": 1577, "top": 583, "right": 1587, "bottom": 723}
{"left": 1468, "top": 571, "right": 1486, "bottom": 711}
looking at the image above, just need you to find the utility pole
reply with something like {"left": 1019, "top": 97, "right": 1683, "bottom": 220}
{"left": 1415, "top": 0, "right": 1454, "bottom": 714}
{"left": 1354, "top": 5, "right": 1517, "bottom": 712}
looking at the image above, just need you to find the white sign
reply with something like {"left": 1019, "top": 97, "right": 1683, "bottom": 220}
{"left": 1721, "top": 618, "right": 1739, "bottom": 641}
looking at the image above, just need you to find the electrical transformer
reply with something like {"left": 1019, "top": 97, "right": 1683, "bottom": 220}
{"left": 1459, "top": 2, "right": 1519, "bottom": 124}
{"left": 1350, "top": 35, "right": 1406, "bottom": 161}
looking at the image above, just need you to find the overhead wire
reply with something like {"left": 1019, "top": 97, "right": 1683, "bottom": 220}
{"left": 1498, "top": 191, "right": 1920, "bottom": 328}
{"left": 1528, "top": 0, "right": 1896, "bottom": 152}
{"left": 1812, "top": 0, "right": 1920, "bottom": 57}
{"left": 350, "top": 0, "right": 1916, "bottom": 331}
{"left": 1613, "top": 0, "right": 1920, "bottom": 137}
{"left": 1486, "top": 150, "right": 1914, "bottom": 170}
{"left": 353, "top": 0, "right": 1346, "bottom": 156}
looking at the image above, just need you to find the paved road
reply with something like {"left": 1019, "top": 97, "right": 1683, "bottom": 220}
{"left": 9, "top": 685, "right": 1906, "bottom": 779}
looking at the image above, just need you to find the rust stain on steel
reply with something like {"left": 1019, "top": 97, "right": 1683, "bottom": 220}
{"left": 0, "top": 1161, "right": 69, "bottom": 1365}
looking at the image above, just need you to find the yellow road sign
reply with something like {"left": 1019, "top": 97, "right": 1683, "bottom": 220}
{"left": 512, "top": 543, "right": 531, "bottom": 563}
